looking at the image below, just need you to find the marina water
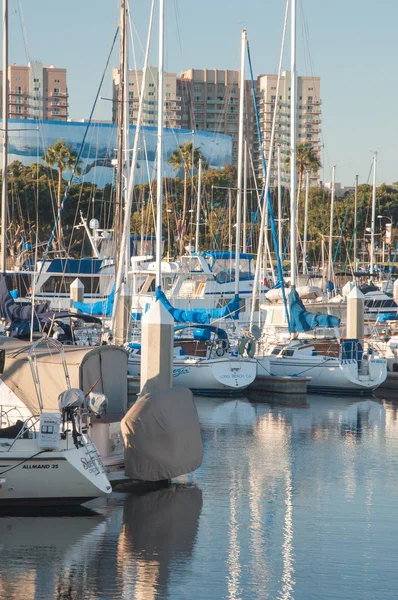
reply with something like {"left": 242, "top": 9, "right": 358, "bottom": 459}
{"left": 1, "top": 392, "right": 397, "bottom": 600}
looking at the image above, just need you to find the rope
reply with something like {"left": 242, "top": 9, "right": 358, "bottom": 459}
{"left": 247, "top": 39, "right": 290, "bottom": 329}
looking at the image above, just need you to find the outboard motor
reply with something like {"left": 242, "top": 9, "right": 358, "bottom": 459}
{"left": 58, "top": 388, "right": 86, "bottom": 447}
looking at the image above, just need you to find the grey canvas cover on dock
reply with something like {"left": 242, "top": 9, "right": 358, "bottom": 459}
{"left": 121, "top": 387, "right": 203, "bottom": 481}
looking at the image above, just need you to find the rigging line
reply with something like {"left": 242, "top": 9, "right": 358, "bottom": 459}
{"left": 33, "top": 27, "right": 119, "bottom": 292}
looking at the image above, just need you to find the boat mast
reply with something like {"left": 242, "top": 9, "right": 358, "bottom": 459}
{"left": 235, "top": 28, "right": 246, "bottom": 297}
{"left": 111, "top": 0, "right": 155, "bottom": 339}
{"left": 1, "top": 0, "right": 8, "bottom": 273}
{"left": 354, "top": 174, "right": 358, "bottom": 268}
{"left": 243, "top": 140, "right": 247, "bottom": 251}
{"left": 113, "top": 0, "right": 127, "bottom": 277}
{"left": 370, "top": 151, "right": 377, "bottom": 274}
{"left": 195, "top": 157, "right": 202, "bottom": 253}
{"left": 302, "top": 169, "right": 310, "bottom": 274}
{"left": 290, "top": 0, "right": 297, "bottom": 288}
{"left": 327, "top": 165, "right": 336, "bottom": 288}
{"left": 155, "top": 0, "right": 165, "bottom": 288}
{"left": 277, "top": 144, "right": 282, "bottom": 264}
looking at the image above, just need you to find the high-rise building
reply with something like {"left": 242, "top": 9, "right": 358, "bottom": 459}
{"left": 111, "top": 65, "right": 321, "bottom": 184}
{"left": 256, "top": 71, "right": 321, "bottom": 186}
{"left": 112, "top": 67, "right": 182, "bottom": 129}
{"left": 178, "top": 69, "right": 256, "bottom": 166}
{"left": 0, "top": 62, "right": 68, "bottom": 121}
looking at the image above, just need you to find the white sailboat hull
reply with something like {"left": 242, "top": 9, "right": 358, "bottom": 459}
{"left": 257, "top": 355, "right": 387, "bottom": 393}
{"left": 128, "top": 356, "right": 257, "bottom": 394}
{"left": 0, "top": 438, "right": 112, "bottom": 505}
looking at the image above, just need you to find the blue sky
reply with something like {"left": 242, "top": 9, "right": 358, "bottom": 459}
{"left": 5, "top": 0, "right": 398, "bottom": 186}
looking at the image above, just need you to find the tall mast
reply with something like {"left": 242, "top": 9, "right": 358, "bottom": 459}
{"left": 302, "top": 169, "right": 310, "bottom": 274}
{"left": 354, "top": 174, "right": 358, "bottom": 268}
{"left": 111, "top": 0, "right": 155, "bottom": 339}
{"left": 328, "top": 165, "right": 336, "bottom": 286}
{"left": 1, "top": 0, "right": 8, "bottom": 273}
{"left": 277, "top": 144, "right": 282, "bottom": 264}
{"left": 155, "top": 0, "right": 165, "bottom": 288}
{"left": 290, "top": 0, "right": 297, "bottom": 287}
{"left": 113, "top": 0, "right": 127, "bottom": 276}
{"left": 235, "top": 28, "right": 246, "bottom": 296}
{"left": 370, "top": 151, "right": 377, "bottom": 273}
{"left": 195, "top": 158, "right": 202, "bottom": 253}
{"left": 122, "top": 0, "right": 129, "bottom": 277}
{"left": 243, "top": 140, "right": 247, "bottom": 251}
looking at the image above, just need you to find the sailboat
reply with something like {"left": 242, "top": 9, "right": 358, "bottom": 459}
{"left": 105, "top": 15, "right": 257, "bottom": 393}
{"left": 250, "top": 0, "right": 387, "bottom": 393}
{"left": 0, "top": 337, "right": 112, "bottom": 505}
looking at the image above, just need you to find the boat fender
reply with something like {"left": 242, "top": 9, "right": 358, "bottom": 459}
{"left": 238, "top": 336, "right": 255, "bottom": 357}
{"left": 247, "top": 340, "right": 256, "bottom": 358}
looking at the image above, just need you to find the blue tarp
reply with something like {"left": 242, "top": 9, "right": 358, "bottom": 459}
{"left": 376, "top": 312, "right": 398, "bottom": 322}
{"left": 73, "top": 285, "right": 115, "bottom": 316}
{"left": 156, "top": 287, "right": 240, "bottom": 324}
{"left": 288, "top": 287, "right": 340, "bottom": 333}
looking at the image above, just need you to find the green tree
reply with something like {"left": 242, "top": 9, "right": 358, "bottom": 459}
{"left": 43, "top": 139, "right": 81, "bottom": 250}
{"left": 285, "top": 142, "right": 322, "bottom": 202}
{"left": 167, "top": 141, "right": 207, "bottom": 254}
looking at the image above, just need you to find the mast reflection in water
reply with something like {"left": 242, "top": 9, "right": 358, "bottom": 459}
{"left": 1, "top": 394, "right": 398, "bottom": 600}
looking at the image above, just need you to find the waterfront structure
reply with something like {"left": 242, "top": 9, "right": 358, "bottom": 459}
{"left": 112, "top": 67, "right": 182, "bottom": 129}
{"left": 0, "top": 62, "right": 68, "bottom": 121}
{"left": 111, "top": 66, "right": 321, "bottom": 180}
{"left": 178, "top": 69, "right": 256, "bottom": 166}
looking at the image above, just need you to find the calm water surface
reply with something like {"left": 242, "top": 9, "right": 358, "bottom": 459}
{"left": 1, "top": 393, "right": 398, "bottom": 600}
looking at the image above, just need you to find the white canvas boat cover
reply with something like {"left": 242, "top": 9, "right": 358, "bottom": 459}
{"left": 121, "top": 386, "right": 203, "bottom": 481}
{"left": 0, "top": 338, "right": 127, "bottom": 421}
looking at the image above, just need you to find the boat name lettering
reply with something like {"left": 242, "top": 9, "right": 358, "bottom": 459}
{"left": 173, "top": 368, "right": 190, "bottom": 377}
{"left": 81, "top": 457, "right": 97, "bottom": 473}
{"left": 22, "top": 463, "right": 58, "bottom": 469}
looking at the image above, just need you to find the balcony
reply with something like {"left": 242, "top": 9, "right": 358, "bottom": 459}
{"left": 50, "top": 91, "right": 68, "bottom": 98}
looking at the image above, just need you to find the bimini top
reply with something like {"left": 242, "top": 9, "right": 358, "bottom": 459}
{"left": 0, "top": 338, "right": 128, "bottom": 420}
{"left": 174, "top": 324, "right": 229, "bottom": 340}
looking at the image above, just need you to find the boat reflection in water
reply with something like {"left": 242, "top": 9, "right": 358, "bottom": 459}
{"left": 0, "top": 486, "right": 203, "bottom": 600}
{"left": 1, "top": 394, "right": 397, "bottom": 600}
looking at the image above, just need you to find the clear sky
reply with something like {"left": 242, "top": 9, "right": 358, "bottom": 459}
{"left": 5, "top": 0, "right": 398, "bottom": 186}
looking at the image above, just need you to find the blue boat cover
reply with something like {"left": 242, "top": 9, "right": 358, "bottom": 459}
{"left": 156, "top": 287, "right": 240, "bottom": 324}
{"left": 376, "top": 312, "right": 398, "bottom": 322}
{"left": 73, "top": 285, "right": 115, "bottom": 316}
{"left": 288, "top": 287, "right": 340, "bottom": 333}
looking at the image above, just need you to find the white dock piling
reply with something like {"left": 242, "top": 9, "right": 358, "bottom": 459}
{"left": 394, "top": 279, "right": 398, "bottom": 303}
{"left": 70, "top": 278, "right": 84, "bottom": 306}
{"left": 140, "top": 300, "right": 174, "bottom": 396}
{"left": 346, "top": 285, "right": 365, "bottom": 347}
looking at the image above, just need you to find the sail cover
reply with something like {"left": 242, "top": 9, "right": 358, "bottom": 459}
{"left": 73, "top": 285, "right": 115, "bottom": 316}
{"left": 155, "top": 287, "right": 240, "bottom": 324}
{"left": 0, "top": 274, "right": 49, "bottom": 323}
{"left": 289, "top": 287, "right": 340, "bottom": 333}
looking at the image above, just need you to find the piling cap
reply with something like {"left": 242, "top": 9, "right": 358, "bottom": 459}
{"left": 70, "top": 278, "right": 84, "bottom": 289}
{"left": 347, "top": 285, "right": 364, "bottom": 300}
{"left": 142, "top": 299, "right": 174, "bottom": 325}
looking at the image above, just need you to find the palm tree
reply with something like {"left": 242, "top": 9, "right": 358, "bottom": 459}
{"left": 43, "top": 139, "right": 81, "bottom": 250}
{"left": 285, "top": 142, "right": 322, "bottom": 202}
{"left": 167, "top": 141, "right": 207, "bottom": 255}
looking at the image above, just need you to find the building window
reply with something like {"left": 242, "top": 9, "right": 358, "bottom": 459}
{"left": 149, "top": 83, "right": 154, "bottom": 87}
